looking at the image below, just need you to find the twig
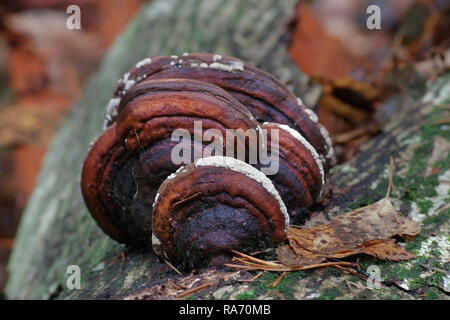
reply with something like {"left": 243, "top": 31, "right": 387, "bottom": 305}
{"left": 334, "top": 264, "right": 389, "bottom": 290}
{"left": 164, "top": 259, "right": 182, "bottom": 275}
{"left": 231, "top": 257, "right": 284, "bottom": 270}
{"left": 172, "top": 192, "right": 201, "bottom": 207}
{"left": 133, "top": 129, "right": 143, "bottom": 150}
{"left": 347, "top": 280, "right": 374, "bottom": 291}
{"left": 288, "top": 224, "right": 303, "bottom": 229}
{"left": 250, "top": 248, "right": 274, "bottom": 256}
{"left": 269, "top": 272, "right": 287, "bottom": 287}
{"left": 106, "top": 251, "right": 126, "bottom": 268}
{"left": 332, "top": 124, "right": 379, "bottom": 144}
{"left": 176, "top": 281, "right": 214, "bottom": 299}
{"left": 237, "top": 271, "right": 265, "bottom": 283}
{"left": 132, "top": 168, "right": 139, "bottom": 200}
{"left": 345, "top": 279, "right": 353, "bottom": 292}
{"left": 225, "top": 261, "right": 355, "bottom": 272}
{"left": 231, "top": 250, "right": 280, "bottom": 267}
{"left": 386, "top": 156, "right": 395, "bottom": 198}
{"left": 333, "top": 264, "right": 368, "bottom": 282}
{"left": 259, "top": 290, "right": 273, "bottom": 300}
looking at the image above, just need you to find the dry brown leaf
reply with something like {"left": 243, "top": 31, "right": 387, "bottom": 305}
{"left": 302, "top": 212, "right": 329, "bottom": 228}
{"left": 229, "top": 158, "right": 420, "bottom": 271}
{"left": 276, "top": 158, "right": 420, "bottom": 266}
{"left": 325, "top": 197, "right": 420, "bottom": 245}
{"left": 276, "top": 244, "right": 324, "bottom": 267}
{"left": 359, "top": 240, "right": 416, "bottom": 261}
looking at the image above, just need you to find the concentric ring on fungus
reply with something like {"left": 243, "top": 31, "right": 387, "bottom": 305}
{"left": 81, "top": 80, "right": 260, "bottom": 246}
{"left": 151, "top": 156, "right": 289, "bottom": 268}
{"left": 103, "top": 53, "right": 334, "bottom": 170}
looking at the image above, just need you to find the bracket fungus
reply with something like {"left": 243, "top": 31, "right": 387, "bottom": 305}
{"left": 103, "top": 53, "right": 334, "bottom": 169}
{"left": 82, "top": 79, "right": 259, "bottom": 245}
{"left": 81, "top": 53, "right": 334, "bottom": 269}
{"left": 257, "top": 122, "right": 325, "bottom": 219}
{"left": 151, "top": 156, "right": 289, "bottom": 269}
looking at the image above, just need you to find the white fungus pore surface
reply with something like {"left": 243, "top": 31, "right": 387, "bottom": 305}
{"left": 103, "top": 97, "right": 121, "bottom": 130}
{"left": 152, "top": 193, "right": 160, "bottom": 208}
{"left": 151, "top": 232, "right": 162, "bottom": 254}
{"left": 152, "top": 233, "right": 161, "bottom": 246}
{"left": 194, "top": 60, "right": 244, "bottom": 72}
{"left": 303, "top": 107, "right": 319, "bottom": 123}
{"left": 104, "top": 54, "right": 247, "bottom": 128}
{"left": 135, "top": 58, "right": 152, "bottom": 69}
{"left": 195, "top": 156, "right": 289, "bottom": 230}
{"left": 318, "top": 123, "right": 334, "bottom": 161}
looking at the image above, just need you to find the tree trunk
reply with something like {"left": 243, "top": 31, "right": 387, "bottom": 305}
{"left": 5, "top": 0, "right": 449, "bottom": 300}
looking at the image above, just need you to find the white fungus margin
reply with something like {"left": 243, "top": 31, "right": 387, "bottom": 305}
{"left": 270, "top": 123, "right": 325, "bottom": 196}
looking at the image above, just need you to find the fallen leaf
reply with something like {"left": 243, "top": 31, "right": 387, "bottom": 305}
{"left": 302, "top": 212, "right": 329, "bottom": 228}
{"left": 230, "top": 157, "right": 420, "bottom": 271}
{"left": 359, "top": 239, "right": 416, "bottom": 261}
{"left": 279, "top": 158, "right": 420, "bottom": 266}
{"left": 276, "top": 244, "right": 323, "bottom": 267}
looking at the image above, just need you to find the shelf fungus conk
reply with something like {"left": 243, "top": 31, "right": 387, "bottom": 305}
{"left": 80, "top": 53, "right": 334, "bottom": 269}
{"left": 103, "top": 53, "right": 334, "bottom": 169}
{"left": 258, "top": 122, "right": 325, "bottom": 219}
{"left": 151, "top": 156, "right": 289, "bottom": 268}
{"left": 81, "top": 79, "right": 259, "bottom": 246}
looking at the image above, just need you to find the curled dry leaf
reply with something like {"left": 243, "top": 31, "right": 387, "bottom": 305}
{"left": 278, "top": 159, "right": 420, "bottom": 267}
{"left": 231, "top": 157, "right": 421, "bottom": 270}
{"left": 276, "top": 244, "right": 324, "bottom": 267}
{"left": 286, "top": 198, "right": 420, "bottom": 254}
{"left": 358, "top": 239, "right": 416, "bottom": 261}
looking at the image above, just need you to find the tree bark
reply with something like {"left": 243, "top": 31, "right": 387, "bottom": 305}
{"left": 5, "top": 0, "right": 449, "bottom": 300}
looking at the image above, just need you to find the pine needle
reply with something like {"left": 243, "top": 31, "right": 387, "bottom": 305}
{"left": 269, "top": 272, "right": 287, "bottom": 287}
{"left": 164, "top": 259, "right": 182, "bottom": 275}
{"left": 225, "top": 260, "right": 355, "bottom": 272}
{"left": 176, "top": 281, "right": 214, "bottom": 299}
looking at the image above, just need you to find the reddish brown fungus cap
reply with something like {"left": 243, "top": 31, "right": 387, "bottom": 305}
{"left": 151, "top": 156, "right": 289, "bottom": 268}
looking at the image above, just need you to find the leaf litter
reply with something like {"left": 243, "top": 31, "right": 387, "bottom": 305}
{"left": 227, "top": 157, "right": 421, "bottom": 271}
{"left": 128, "top": 158, "right": 421, "bottom": 299}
